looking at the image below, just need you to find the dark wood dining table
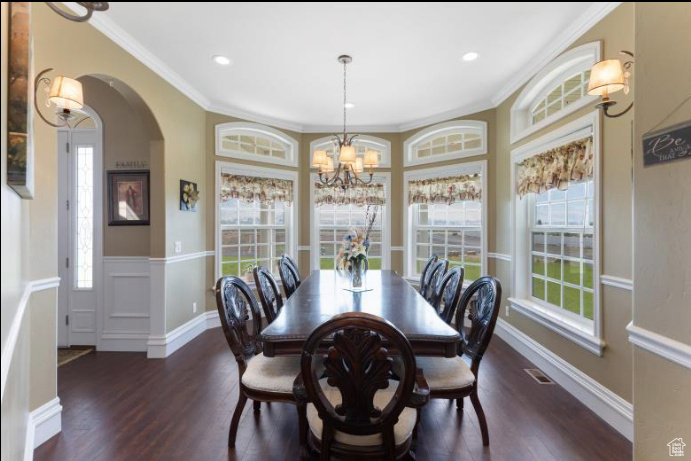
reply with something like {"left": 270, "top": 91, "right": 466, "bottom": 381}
{"left": 260, "top": 270, "right": 461, "bottom": 358}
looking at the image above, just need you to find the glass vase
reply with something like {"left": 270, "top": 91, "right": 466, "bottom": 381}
{"left": 351, "top": 258, "right": 364, "bottom": 288}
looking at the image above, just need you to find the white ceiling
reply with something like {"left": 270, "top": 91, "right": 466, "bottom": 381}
{"left": 84, "top": 2, "right": 619, "bottom": 132}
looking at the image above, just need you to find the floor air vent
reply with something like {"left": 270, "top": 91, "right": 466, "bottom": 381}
{"left": 524, "top": 368, "right": 554, "bottom": 384}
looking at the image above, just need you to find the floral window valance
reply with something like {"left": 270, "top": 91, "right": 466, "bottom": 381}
{"left": 314, "top": 183, "right": 386, "bottom": 207}
{"left": 408, "top": 174, "right": 482, "bottom": 205}
{"left": 516, "top": 137, "right": 593, "bottom": 198}
{"left": 221, "top": 173, "right": 293, "bottom": 205}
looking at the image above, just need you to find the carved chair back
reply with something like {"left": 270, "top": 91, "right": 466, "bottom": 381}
{"left": 300, "top": 312, "right": 416, "bottom": 456}
{"left": 418, "top": 254, "right": 439, "bottom": 296}
{"left": 279, "top": 254, "right": 301, "bottom": 298}
{"left": 455, "top": 276, "right": 502, "bottom": 376}
{"left": 253, "top": 266, "right": 283, "bottom": 323}
{"left": 432, "top": 266, "right": 465, "bottom": 324}
{"left": 215, "top": 276, "right": 263, "bottom": 373}
{"left": 422, "top": 259, "right": 449, "bottom": 304}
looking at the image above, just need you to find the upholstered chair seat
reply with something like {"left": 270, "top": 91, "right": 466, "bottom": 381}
{"left": 241, "top": 353, "right": 302, "bottom": 394}
{"left": 306, "top": 378, "right": 417, "bottom": 447}
{"left": 415, "top": 356, "right": 475, "bottom": 390}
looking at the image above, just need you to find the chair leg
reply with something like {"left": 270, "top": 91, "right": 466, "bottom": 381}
{"left": 413, "top": 408, "right": 421, "bottom": 440}
{"left": 297, "top": 402, "right": 309, "bottom": 460}
{"left": 457, "top": 398, "right": 464, "bottom": 410}
{"left": 228, "top": 393, "right": 248, "bottom": 447}
{"left": 470, "top": 390, "right": 489, "bottom": 446}
{"left": 253, "top": 400, "right": 261, "bottom": 413}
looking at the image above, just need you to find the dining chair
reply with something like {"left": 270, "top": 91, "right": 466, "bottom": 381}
{"left": 414, "top": 276, "right": 502, "bottom": 446}
{"left": 422, "top": 259, "right": 449, "bottom": 305}
{"left": 279, "top": 254, "right": 301, "bottom": 298}
{"left": 215, "top": 276, "right": 307, "bottom": 449}
{"left": 418, "top": 254, "right": 439, "bottom": 296}
{"left": 432, "top": 266, "right": 465, "bottom": 324}
{"left": 294, "top": 312, "right": 430, "bottom": 461}
{"left": 253, "top": 266, "right": 283, "bottom": 324}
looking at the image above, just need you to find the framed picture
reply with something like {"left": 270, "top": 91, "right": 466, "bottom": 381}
{"left": 180, "top": 179, "right": 199, "bottom": 212}
{"left": 7, "top": 2, "right": 34, "bottom": 199}
{"left": 107, "top": 171, "right": 150, "bottom": 225}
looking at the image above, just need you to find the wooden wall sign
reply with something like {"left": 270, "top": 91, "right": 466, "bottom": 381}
{"left": 642, "top": 120, "right": 691, "bottom": 166}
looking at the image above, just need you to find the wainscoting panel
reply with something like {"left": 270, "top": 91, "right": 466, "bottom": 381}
{"left": 102, "top": 258, "right": 150, "bottom": 351}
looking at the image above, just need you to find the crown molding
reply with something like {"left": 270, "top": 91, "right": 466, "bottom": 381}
{"left": 206, "top": 104, "right": 304, "bottom": 134}
{"left": 68, "top": 1, "right": 622, "bottom": 134}
{"left": 63, "top": 2, "right": 211, "bottom": 110}
{"left": 490, "top": 2, "right": 622, "bottom": 106}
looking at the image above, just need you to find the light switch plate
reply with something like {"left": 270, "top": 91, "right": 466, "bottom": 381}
{"left": 174, "top": 241, "right": 182, "bottom": 254}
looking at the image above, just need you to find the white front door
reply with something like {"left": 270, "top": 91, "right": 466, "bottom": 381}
{"left": 57, "top": 128, "right": 102, "bottom": 347}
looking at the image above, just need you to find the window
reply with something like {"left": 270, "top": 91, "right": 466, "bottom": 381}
{"left": 404, "top": 120, "right": 487, "bottom": 166}
{"left": 511, "top": 42, "right": 600, "bottom": 144}
{"left": 215, "top": 122, "right": 299, "bottom": 167}
{"left": 510, "top": 111, "right": 603, "bottom": 355}
{"left": 530, "top": 181, "right": 595, "bottom": 320}
{"left": 530, "top": 70, "right": 591, "bottom": 125}
{"left": 216, "top": 162, "right": 298, "bottom": 284}
{"left": 75, "top": 145, "right": 94, "bottom": 289}
{"left": 309, "top": 135, "right": 391, "bottom": 168}
{"left": 310, "top": 173, "right": 391, "bottom": 270}
{"left": 404, "top": 162, "right": 487, "bottom": 283}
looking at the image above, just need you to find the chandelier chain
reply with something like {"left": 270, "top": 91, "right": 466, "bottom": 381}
{"left": 343, "top": 59, "right": 347, "bottom": 137}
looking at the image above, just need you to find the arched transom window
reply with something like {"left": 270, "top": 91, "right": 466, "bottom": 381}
{"left": 215, "top": 122, "right": 299, "bottom": 167}
{"left": 403, "top": 120, "right": 487, "bottom": 166}
{"left": 511, "top": 42, "right": 600, "bottom": 144}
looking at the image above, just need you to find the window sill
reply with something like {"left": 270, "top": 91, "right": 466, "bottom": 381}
{"left": 508, "top": 297, "right": 605, "bottom": 356}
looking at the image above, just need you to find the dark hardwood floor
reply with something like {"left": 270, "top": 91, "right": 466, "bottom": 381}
{"left": 35, "top": 327, "right": 631, "bottom": 461}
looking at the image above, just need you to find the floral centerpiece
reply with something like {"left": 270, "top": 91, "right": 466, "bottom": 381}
{"left": 336, "top": 206, "right": 378, "bottom": 287}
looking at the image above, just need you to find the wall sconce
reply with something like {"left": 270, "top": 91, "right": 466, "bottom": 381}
{"left": 45, "top": 2, "right": 109, "bottom": 22}
{"left": 34, "top": 68, "right": 87, "bottom": 128}
{"left": 587, "top": 51, "right": 634, "bottom": 118}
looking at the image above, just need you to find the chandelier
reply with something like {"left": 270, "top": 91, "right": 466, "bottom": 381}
{"left": 312, "top": 55, "right": 379, "bottom": 188}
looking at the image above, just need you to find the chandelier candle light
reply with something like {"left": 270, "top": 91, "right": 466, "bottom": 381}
{"left": 313, "top": 55, "right": 380, "bottom": 189}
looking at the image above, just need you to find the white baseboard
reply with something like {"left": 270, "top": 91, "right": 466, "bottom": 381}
{"left": 25, "top": 397, "right": 62, "bottom": 459}
{"left": 147, "top": 311, "right": 220, "bottom": 358}
{"left": 205, "top": 310, "right": 220, "bottom": 329}
{"left": 494, "top": 319, "right": 633, "bottom": 441}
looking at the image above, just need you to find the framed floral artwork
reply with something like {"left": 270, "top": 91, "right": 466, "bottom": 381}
{"left": 180, "top": 180, "right": 199, "bottom": 212}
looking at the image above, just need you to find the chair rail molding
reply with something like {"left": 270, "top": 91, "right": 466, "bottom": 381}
{"left": 488, "top": 252, "right": 512, "bottom": 262}
{"left": 1, "top": 277, "right": 61, "bottom": 403}
{"left": 627, "top": 322, "right": 691, "bottom": 370}
{"left": 600, "top": 275, "right": 633, "bottom": 291}
{"left": 495, "top": 319, "right": 633, "bottom": 441}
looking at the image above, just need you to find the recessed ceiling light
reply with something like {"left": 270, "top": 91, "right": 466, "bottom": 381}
{"left": 212, "top": 55, "right": 232, "bottom": 66}
{"left": 462, "top": 52, "right": 479, "bottom": 62}
{"left": 344, "top": 102, "right": 355, "bottom": 109}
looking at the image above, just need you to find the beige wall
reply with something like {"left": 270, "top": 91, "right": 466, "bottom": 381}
{"left": 79, "top": 76, "right": 152, "bottom": 257}
{"left": 493, "top": 2, "right": 635, "bottom": 402}
{"left": 632, "top": 2, "right": 691, "bottom": 458}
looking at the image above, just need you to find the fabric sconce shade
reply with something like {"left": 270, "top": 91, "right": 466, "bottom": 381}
{"left": 587, "top": 59, "right": 625, "bottom": 98}
{"left": 49, "top": 76, "right": 84, "bottom": 110}
{"left": 364, "top": 149, "right": 379, "bottom": 167}
{"left": 313, "top": 149, "right": 327, "bottom": 167}
{"left": 339, "top": 145, "right": 356, "bottom": 165}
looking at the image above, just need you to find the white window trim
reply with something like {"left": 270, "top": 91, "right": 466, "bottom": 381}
{"left": 215, "top": 122, "right": 299, "bottom": 167}
{"left": 309, "top": 172, "right": 391, "bottom": 271}
{"left": 509, "top": 111, "right": 604, "bottom": 356}
{"left": 309, "top": 135, "right": 391, "bottom": 168}
{"left": 510, "top": 41, "right": 601, "bottom": 145}
{"left": 403, "top": 120, "right": 488, "bottom": 167}
{"left": 214, "top": 161, "right": 299, "bottom": 287}
{"left": 403, "top": 160, "right": 488, "bottom": 282}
